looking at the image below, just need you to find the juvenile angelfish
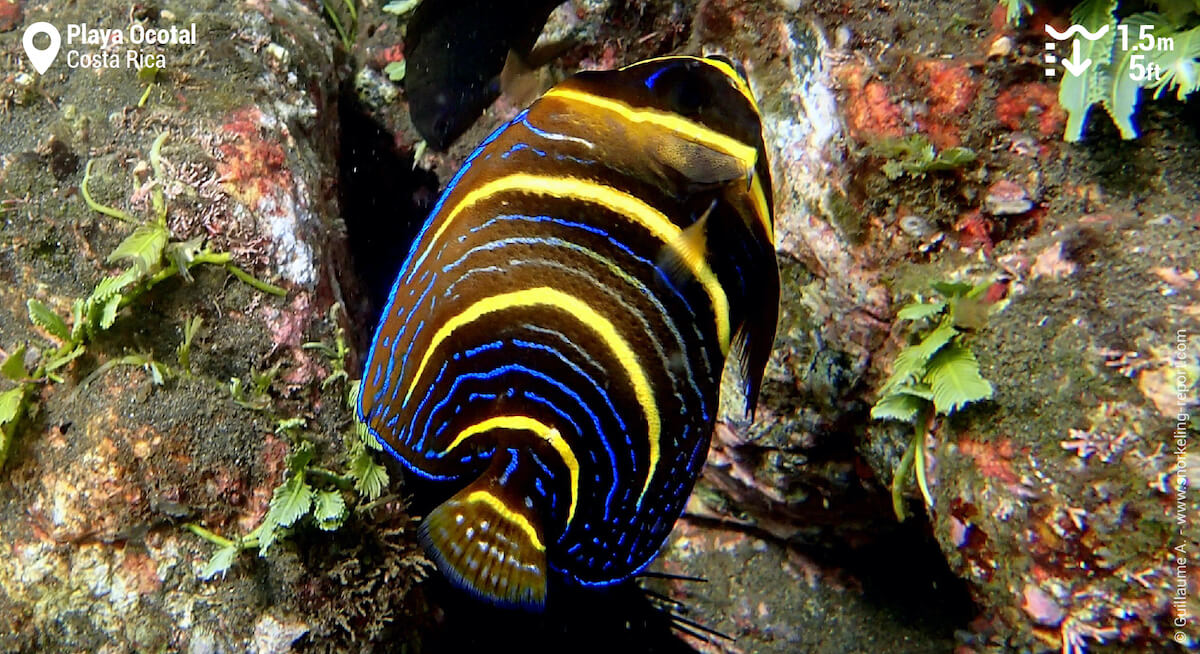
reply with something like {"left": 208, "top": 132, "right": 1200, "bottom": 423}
{"left": 359, "top": 54, "right": 779, "bottom": 608}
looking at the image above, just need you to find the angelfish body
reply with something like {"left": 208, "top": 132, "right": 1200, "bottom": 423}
{"left": 359, "top": 55, "right": 779, "bottom": 608}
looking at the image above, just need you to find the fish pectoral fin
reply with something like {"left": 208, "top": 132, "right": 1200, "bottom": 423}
{"left": 420, "top": 468, "right": 548, "bottom": 609}
{"left": 650, "top": 133, "right": 754, "bottom": 187}
{"left": 655, "top": 198, "right": 715, "bottom": 288}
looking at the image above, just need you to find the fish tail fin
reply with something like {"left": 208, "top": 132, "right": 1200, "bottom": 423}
{"left": 420, "top": 460, "right": 548, "bottom": 609}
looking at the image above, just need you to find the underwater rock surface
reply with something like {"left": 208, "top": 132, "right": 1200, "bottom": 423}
{"left": 0, "top": 0, "right": 1198, "bottom": 652}
{"left": 0, "top": 1, "right": 427, "bottom": 651}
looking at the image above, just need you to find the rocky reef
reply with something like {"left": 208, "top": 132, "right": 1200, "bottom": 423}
{"left": 0, "top": 0, "right": 1196, "bottom": 652}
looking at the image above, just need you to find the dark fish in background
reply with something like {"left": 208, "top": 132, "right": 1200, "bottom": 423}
{"left": 360, "top": 55, "right": 779, "bottom": 608}
{"left": 405, "top": 0, "right": 566, "bottom": 150}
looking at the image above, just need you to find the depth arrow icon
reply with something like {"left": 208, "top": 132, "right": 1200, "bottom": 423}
{"left": 1061, "top": 39, "right": 1092, "bottom": 77}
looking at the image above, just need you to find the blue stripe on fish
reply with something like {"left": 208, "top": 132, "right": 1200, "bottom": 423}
{"left": 359, "top": 56, "right": 778, "bottom": 609}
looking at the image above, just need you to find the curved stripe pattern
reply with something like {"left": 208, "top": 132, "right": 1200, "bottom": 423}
{"left": 444, "top": 242, "right": 693, "bottom": 408}
{"left": 540, "top": 87, "right": 758, "bottom": 172}
{"left": 466, "top": 213, "right": 717, "bottom": 389}
{"left": 402, "top": 286, "right": 663, "bottom": 503}
{"left": 468, "top": 489, "right": 545, "bottom": 552}
{"left": 445, "top": 415, "right": 580, "bottom": 525}
{"left": 412, "top": 173, "right": 732, "bottom": 353}
{"left": 359, "top": 54, "right": 778, "bottom": 605}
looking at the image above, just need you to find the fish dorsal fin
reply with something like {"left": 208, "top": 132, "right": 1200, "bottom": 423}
{"left": 420, "top": 452, "right": 549, "bottom": 609}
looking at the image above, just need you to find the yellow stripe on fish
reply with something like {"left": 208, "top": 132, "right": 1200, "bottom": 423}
{"left": 444, "top": 415, "right": 580, "bottom": 526}
{"left": 405, "top": 173, "right": 733, "bottom": 352}
{"left": 402, "top": 286, "right": 662, "bottom": 507}
{"left": 360, "top": 54, "right": 780, "bottom": 609}
{"left": 539, "top": 87, "right": 759, "bottom": 175}
{"left": 621, "top": 55, "right": 762, "bottom": 116}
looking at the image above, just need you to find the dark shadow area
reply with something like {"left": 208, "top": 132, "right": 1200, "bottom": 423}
{"left": 420, "top": 573, "right": 701, "bottom": 653}
{"left": 1185, "top": 92, "right": 1200, "bottom": 140}
{"left": 404, "top": 0, "right": 563, "bottom": 149}
{"left": 684, "top": 504, "right": 976, "bottom": 644}
{"left": 834, "top": 515, "right": 976, "bottom": 629}
{"left": 798, "top": 417, "right": 977, "bottom": 636}
{"left": 338, "top": 88, "right": 440, "bottom": 329}
{"left": 1077, "top": 90, "right": 1200, "bottom": 202}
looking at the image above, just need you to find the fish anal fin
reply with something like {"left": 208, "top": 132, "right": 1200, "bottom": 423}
{"left": 420, "top": 469, "right": 548, "bottom": 609}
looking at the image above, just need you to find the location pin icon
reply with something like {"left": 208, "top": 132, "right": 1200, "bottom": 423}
{"left": 23, "top": 22, "right": 62, "bottom": 75}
